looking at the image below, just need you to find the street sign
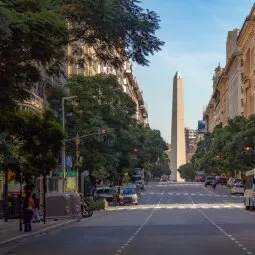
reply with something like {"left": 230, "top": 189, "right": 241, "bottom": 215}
{"left": 58, "top": 171, "right": 77, "bottom": 177}
{"left": 66, "top": 171, "right": 77, "bottom": 177}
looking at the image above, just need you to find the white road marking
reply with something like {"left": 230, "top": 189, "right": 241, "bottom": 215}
{"left": 186, "top": 188, "right": 252, "bottom": 255}
{"left": 113, "top": 185, "right": 165, "bottom": 255}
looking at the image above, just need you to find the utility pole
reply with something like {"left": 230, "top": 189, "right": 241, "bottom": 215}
{"left": 61, "top": 96, "right": 77, "bottom": 192}
{"left": 76, "top": 132, "right": 80, "bottom": 193}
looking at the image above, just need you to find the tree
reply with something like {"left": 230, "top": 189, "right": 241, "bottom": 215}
{"left": 49, "top": 74, "right": 168, "bottom": 185}
{"left": 59, "top": 0, "right": 164, "bottom": 66}
{"left": 0, "top": 0, "right": 67, "bottom": 112}
{"left": 192, "top": 116, "right": 255, "bottom": 177}
{"left": 178, "top": 163, "right": 195, "bottom": 181}
{"left": 0, "top": 0, "right": 164, "bottom": 113}
{"left": 1, "top": 110, "right": 65, "bottom": 182}
{"left": 0, "top": 110, "right": 64, "bottom": 221}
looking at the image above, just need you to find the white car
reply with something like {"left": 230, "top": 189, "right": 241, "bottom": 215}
{"left": 231, "top": 184, "right": 244, "bottom": 195}
{"left": 119, "top": 186, "right": 138, "bottom": 205}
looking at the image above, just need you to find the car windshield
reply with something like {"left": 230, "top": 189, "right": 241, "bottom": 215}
{"left": 120, "top": 188, "right": 136, "bottom": 195}
{"left": 96, "top": 188, "right": 115, "bottom": 195}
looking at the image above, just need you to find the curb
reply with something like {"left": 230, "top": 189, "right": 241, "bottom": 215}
{"left": 0, "top": 219, "right": 80, "bottom": 246}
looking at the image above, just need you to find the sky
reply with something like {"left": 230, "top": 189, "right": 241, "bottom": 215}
{"left": 133, "top": 0, "right": 254, "bottom": 143}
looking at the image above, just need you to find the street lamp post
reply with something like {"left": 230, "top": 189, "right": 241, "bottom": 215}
{"left": 61, "top": 96, "right": 77, "bottom": 192}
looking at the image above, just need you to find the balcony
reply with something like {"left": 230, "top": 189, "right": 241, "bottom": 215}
{"left": 124, "top": 61, "right": 132, "bottom": 74}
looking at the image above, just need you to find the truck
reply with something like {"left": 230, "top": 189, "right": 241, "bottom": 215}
{"left": 132, "top": 168, "right": 145, "bottom": 190}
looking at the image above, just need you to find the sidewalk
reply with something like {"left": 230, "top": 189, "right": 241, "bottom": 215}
{"left": 0, "top": 218, "right": 80, "bottom": 246}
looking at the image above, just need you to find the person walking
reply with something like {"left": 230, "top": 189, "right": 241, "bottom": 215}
{"left": 212, "top": 178, "right": 217, "bottom": 191}
{"left": 23, "top": 192, "right": 35, "bottom": 232}
{"left": 32, "top": 193, "right": 40, "bottom": 223}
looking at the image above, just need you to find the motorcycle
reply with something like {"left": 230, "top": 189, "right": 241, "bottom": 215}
{"left": 80, "top": 194, "right": 93, "bottom": 218}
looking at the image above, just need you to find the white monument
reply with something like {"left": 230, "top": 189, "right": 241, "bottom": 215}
{"left": 170, "top": 71, "right": 186, "bottom": 182}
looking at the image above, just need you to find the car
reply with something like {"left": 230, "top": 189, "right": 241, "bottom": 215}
{"left": 135, "top": 180, "right": 144, "bottom": 190}
{"left": 219, "top": 177, "right": 228, "bottom": 185}
{"left": 196, "top": 175, "right": 205, "bottom": 182}
{"left": 119, "top": 185, "right": 138, "bottom": 205}
{"left": 227, "top": 177, "right": 235, "bottom": 187}
{"left": 204, "top": 176, "right": 216, "bottom": 187}
{"left": 94, "top": 186, "right": 117, "bottom": 203}
{"left": 231, "top": 183, "right": 244, "bottom": 195}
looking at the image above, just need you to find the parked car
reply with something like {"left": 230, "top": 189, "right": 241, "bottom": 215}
{"left": 219, "top": 177, "right": 228, "bottom": 185}
{"left": 119, "top": 185, "right": 138, "bottom": 205}
{"left": 135, "top": 180, "right": 144, "bottom": 190}
{"left": 196, "top": 175, "right": 205, "bottom": 182}
{"left": 227, "top": 177, "right": 235, "bottom": 187}
{"left": 204, "top": 176, "right": 216, "bottom": 187}
{"left": 231, "top": 183, "right": 244, "bottom": 195}
{"left": 94, "top": 186, "right": 116, "bottom": 203}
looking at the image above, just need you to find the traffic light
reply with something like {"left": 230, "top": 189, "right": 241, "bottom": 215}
{"left": 100, "top": 129, "right": 108, "bottom": 142}
{"left": 245, "top": 146, "right": 252, "bottom": 153}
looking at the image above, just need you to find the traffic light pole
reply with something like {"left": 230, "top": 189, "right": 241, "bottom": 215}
{"left": 65, "top": 131, "right": 109, "bottom": 193}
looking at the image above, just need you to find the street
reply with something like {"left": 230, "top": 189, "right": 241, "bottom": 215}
{"left": 2, "top": 182, "right": 255, "bottom": 255}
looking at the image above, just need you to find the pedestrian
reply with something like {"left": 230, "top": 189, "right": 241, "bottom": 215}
{"left": 212, "top": 178, "right": 217, "bottom": 191}
{"left": 32, "top": 193, "right": 40, "bottom": 223}
{"left": 23, "top": 192, "right": 35, "bottom": 232}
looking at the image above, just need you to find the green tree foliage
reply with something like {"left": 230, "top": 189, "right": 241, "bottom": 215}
{"left": 49, "top": 74, "right": 167, "bottom": 184}
{"left": 192, "top": 116, "right": 255, "bottom": 177}
{"left": 0, "top": 110, "right": 64, "bottom": 182}
{"left": 0, "top": 0, "right": 163, "bottom": 112}
{"left": 0, "top": 0, "right": 67, "bottom": 112}
{"left": 151, "top": 152, "right": 170, "bottom": 178}
{"left": 178, "top": 163, "right": 195, "bottom": 181}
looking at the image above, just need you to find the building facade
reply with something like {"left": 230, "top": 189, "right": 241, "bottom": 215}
{"left": 67, "top": 42, "right": 148, "bottom": 124}
{"left": 237, "top": 4, "right": 255, "bottom": 118}
{"left": 185, "top": 128, "right": 197, "bottom": 163}
{"left": 203, "top": 28, "right": 245, "bottom": 132}
{"left": 185, "top": 128, "right": 197, "bottom": 153}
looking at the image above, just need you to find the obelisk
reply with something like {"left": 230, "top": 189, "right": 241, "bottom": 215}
{"left": 170, "top": 71, "right": 186, "bottom": 182}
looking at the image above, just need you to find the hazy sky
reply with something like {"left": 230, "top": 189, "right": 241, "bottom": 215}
{"left": 133, "top": 0, "right": 254, "bottom": 143}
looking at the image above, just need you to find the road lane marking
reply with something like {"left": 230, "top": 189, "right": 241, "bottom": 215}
{"left": 113, "top": 185, "right": 165, "bottom": 255}
{"left": 186, "top": 188, "right": 253, "bottom": 255}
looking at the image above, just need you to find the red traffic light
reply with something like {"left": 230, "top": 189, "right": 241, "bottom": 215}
{"left": 133, "top": 148, "right": 139, "bottom": 153}
{"left": 101, "top": 129, "right": 108, "bottom": 136}
{"left": 245, "top": 146, "right": 252, "bottom": 152}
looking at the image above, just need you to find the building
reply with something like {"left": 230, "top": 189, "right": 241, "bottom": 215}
{"left": 237, "top": 4, "right": 255, "bottom": 118}
{"left": 67, "top": 42, "right": 148, "bottom": 124}
{"left": 226, "top": 29, "right": 244, "bottom": 119}
{"left": 123, "top": 62, "right": 148, "bottom": 124}
{"left": 185, "top": 128, "right": 197, "bottom": 163}
{"left": 170, "top": 71, "right": 186, "bottom": 182}
{"left": 203, "top": 29, "right": 245, "bottom": 132}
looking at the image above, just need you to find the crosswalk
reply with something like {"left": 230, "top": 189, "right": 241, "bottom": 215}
{"left": 143, "top": 192, "right": 241, "bottom": 198}
{"left": 148, "top": 183, "right": 203, "bottom": 188}
{"left": 107, "top": 203, "right": 244, "bottom": 211}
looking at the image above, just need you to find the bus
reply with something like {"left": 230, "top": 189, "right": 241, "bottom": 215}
{"left": 244, "top": 168, "right": 255, "bottom": 210}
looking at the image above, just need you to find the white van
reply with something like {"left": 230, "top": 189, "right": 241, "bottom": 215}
{"left": 243, "top": 168, "right": 255, "bottom": 210}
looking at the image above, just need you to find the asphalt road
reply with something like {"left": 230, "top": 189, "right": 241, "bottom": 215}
{"left": 2, "top": 182, "right": 255, "bottom": 255}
